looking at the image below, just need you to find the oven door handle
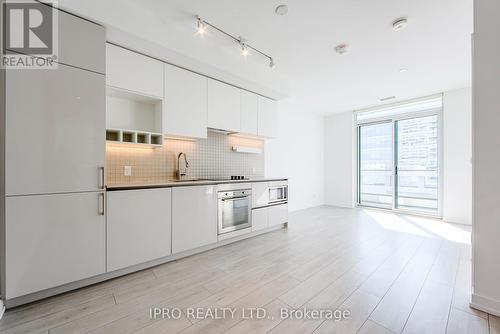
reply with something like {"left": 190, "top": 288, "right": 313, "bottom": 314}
{"left": 221, "top": 196, "right": 250, "bottom": 201}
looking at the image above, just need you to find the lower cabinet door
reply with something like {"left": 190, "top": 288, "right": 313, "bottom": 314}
{"left": 107, "top": 188, "right": 172, "bottom": 272}
{"left": 268, "top": 204, "right": 288, "bottom": 227}
{"left": 5, "top": 192, "right": 106, "bottom": 299}
{"left": 172, "top": 186, "right": 217, "bottom": 254}
{"left": 251, "top": 207, "right": 268, "bottom": 232}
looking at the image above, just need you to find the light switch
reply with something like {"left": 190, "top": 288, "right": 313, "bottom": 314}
{"left": 124, "top": 166, "right": 132, "bottom": 176}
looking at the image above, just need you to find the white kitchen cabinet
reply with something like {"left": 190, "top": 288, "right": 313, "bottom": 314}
{"left": 240, "top": 91, "right": 259, "bottom": 135}
{"left": 252, "top": 207, "right": 268, "bottom": 232}
{"left": 5, "top": 62, "right": 105, "bottom": 196}
{"left": 107, "top": 189, "right": 172, "bottom": 272}
{"left": 164, "top": 64, "right": 208, "bottom": 139}
{"left": 5, "top": 5, "right": 105, "bottom": 74}
{"left": 252, "top": 182, "right": 269, "bottom": 208}
{"left": 258, "top": 97, "right": 278, "bottom": 138}
{"left": 106, "top": 44, "right": 164, "bottom": 98}
{"left": 268, "top": 204, "right": 288, "bottom": 227}
{"left": 172, "top": 185, "right": 217, "bottom": 253}
{"left": 58, "top": 10, "right": 105, "bottom": 73}
{"left": 5, "top": 192, "right": 106, "bottom": 299}
{"left": 208, "top": 79, "right": 241, "bottom": 132}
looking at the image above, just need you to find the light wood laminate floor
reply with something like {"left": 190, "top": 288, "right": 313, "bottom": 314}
{"left": 0, "top": 206, "right": 495, "bottom": 334}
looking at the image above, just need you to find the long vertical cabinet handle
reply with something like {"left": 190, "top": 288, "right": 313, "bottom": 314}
{"left": 98, "top": 166, "right": 105, "bottom": 189}
{"left": 98, "top": 193, "right": 105, "bottom": 216}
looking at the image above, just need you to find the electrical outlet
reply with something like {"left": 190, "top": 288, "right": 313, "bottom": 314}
{"left": 124, "top": 166, "right": 132, "bottom": 176}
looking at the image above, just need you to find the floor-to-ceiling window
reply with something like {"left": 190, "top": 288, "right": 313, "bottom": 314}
{"left": 356, "top": 95, "right": 442, "bottom": 216}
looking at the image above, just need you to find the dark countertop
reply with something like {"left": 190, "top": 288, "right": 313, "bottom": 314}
{"left": 106, "top": 177, "right": 288, "bottom": 191}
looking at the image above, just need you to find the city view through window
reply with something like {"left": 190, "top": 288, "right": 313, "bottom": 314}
{"left": 358, "top": 115, "right": 439, "bottom": 213}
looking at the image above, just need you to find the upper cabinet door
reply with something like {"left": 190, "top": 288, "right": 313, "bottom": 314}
{"left": 240, "top": 91, "right": 259, "bottom": 135}
{"left": 164, "top": 64, "right": 208, "bottom": 139}
{"left": 4, "top": 5, "right": 105, "bottom": 74}
{"left": 106, "top": 44, "right": 163, "bottom": 98}
{"left": 258, "top": 97, "right": 278, "bottom": 138}
{"left": 207, "top": 79, "right": 241, "bottom": 132}
{"left": 58, "top": 10, "right": 105, "bottom": 74}
{"left": 6, "top": 63, "right": 105, "bottom": 196}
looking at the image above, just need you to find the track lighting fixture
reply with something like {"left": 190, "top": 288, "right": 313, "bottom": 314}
{"left": 195, "top": 15, "right": 275, "bottom": 69}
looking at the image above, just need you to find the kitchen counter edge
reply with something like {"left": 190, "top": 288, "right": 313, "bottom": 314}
{"left": 106, "top": 177, "right": 288, "bottom": 191}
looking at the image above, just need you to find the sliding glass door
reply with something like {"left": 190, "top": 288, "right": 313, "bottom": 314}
{"left": 357, "top": 96, "right": 441, "bottom": 216}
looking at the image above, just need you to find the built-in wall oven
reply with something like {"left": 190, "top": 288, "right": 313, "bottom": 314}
{"left": 268, "top": 184, "right": 288, "bottom": 204}
{"left": 218, "top": 189, "right": 252, "bottom": 234}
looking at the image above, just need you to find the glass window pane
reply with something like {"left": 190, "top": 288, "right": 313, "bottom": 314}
{"left": 358, "top": 122, "right": 393, "bottom": 208}
{"left": 396, "top": 115, "right": 438, "bottom": 213}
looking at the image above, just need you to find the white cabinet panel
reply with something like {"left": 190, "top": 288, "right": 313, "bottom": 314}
{"left": 164, "top": 64, "right": 208, "bottom": 139}
{"left": 5, "top": 4, "right": 105, "bottom": 74}
{"left": 58, "top": 10, "right": 105, "bottom": 73}
{"left": 252, "top": 182, "right": 269, "bottom": 208}
{"left": 107, "top": 188, "right": 172, "bottom": 272}
{"left": 258, "top": 97, "right": 278, "bottom": 138}
{"left": 268, "top": 204, "right": 288, "bottom": 227}
{"left": 5, "top": 63, "right": 105, "bottom": 196}
{"left": 208, "top": 79, "right": 241, "bottom": 132}
{"left": 240, "top": 91, "right": 259, "bottom": 135}
{"left": 252, "top": 207, "right": 268, "bottom": 232}
{"left": 172, "top": 185, "right": 217, "bottom": 253}
{"left": 5, "top": 192, "right": 106, "bottom": 299}
{"left": 106, "top": 44, "right": 163, "bottom": 98}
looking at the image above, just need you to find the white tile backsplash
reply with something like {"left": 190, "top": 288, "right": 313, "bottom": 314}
{"left": 106, "top": 131, "right": 264, "bottom": 185}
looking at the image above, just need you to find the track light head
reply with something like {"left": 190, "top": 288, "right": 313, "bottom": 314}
{"left": 197, "top": 17, "right": 207, "bottom": 35}
{"left": 241, "top": 44, "right": 249, "bottom": 56}
{"left": 269, "top": 58, "right": 276, "bottom": 69}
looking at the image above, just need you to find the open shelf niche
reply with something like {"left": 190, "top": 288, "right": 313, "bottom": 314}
{"left": 106, "top": 86, "right": 164, "bottom": 147}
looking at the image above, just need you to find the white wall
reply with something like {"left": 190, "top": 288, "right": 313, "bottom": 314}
{"left": 324, "top": 112, "right": 356, "bottom": 208}
{"left": 265, "top": 103, "right": 325, "bottom": 212}
{"left": 443, "top": 88, "right": 472, "bottom": 225}
{"left": 471, "top": 0, "right": 500, "bottom": 316}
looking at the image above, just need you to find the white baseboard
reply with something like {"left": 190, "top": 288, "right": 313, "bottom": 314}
{"left": 471, "top": 293, "right": 500, "bottom": 317}
{"left": 443, "top": 215, "right": 472, "bottom": 225}
{"left": 323, "top": 203, "right": 355, "bottom": 209}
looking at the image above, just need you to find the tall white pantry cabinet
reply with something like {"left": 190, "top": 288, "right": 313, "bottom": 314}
{"left": 0, "top": 6, "right": 106, "bottom": 302}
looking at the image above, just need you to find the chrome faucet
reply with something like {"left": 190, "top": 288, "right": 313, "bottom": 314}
{"left": 176, "top": 152, "right": 189, "bottom": 180}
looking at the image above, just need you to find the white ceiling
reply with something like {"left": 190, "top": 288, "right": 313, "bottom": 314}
{"left": 59, "top": 0, "right": 473, "bottom": 115}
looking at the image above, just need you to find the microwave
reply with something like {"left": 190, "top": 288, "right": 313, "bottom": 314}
{"left": 268, "top": 185, "right": 288, "bottom": 204}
